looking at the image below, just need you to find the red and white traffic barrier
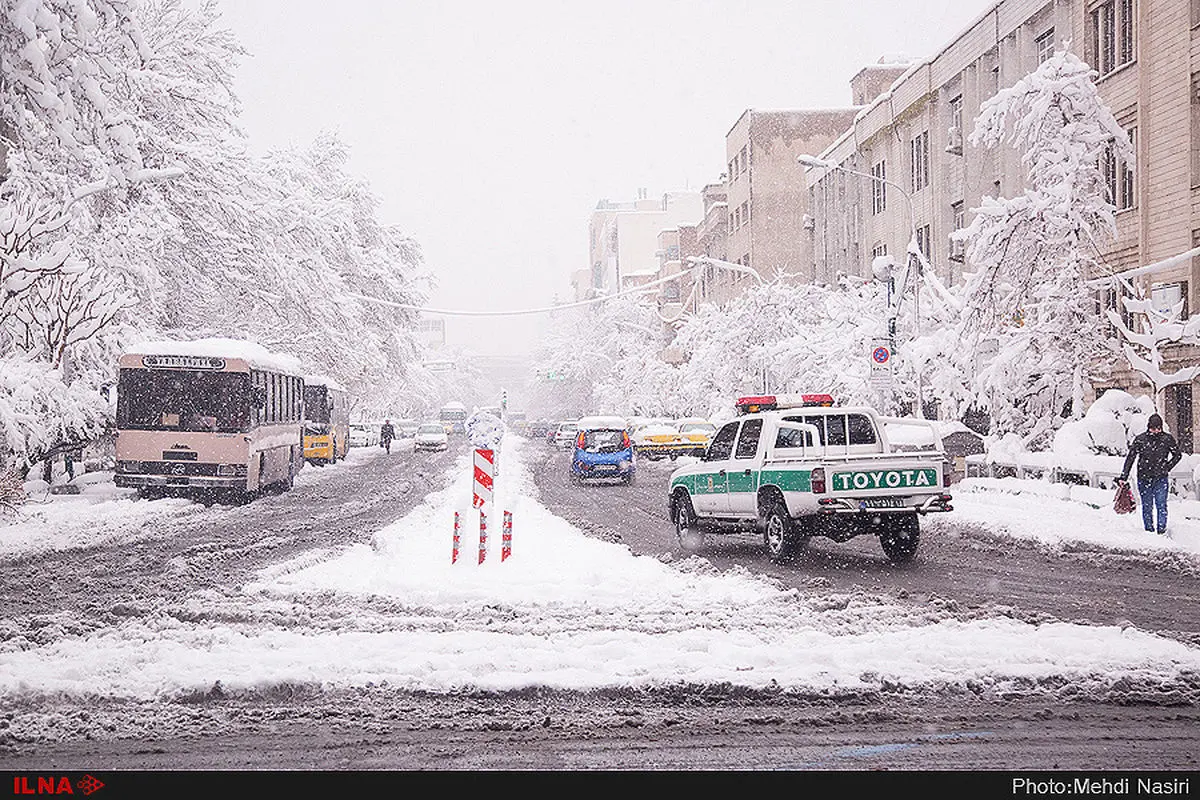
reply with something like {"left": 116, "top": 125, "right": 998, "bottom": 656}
{"left": 502, "top": 510, "right": 512, "bottom": 561}
{"left": 473, "top": 448, "right": 494, "bottom": 509}
{"left": 452, "top": 511, "right": 461, "bottom": 564}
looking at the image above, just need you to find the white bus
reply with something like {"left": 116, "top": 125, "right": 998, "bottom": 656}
{"left": 114, "top": 339, "right": 305, "bottom": 499}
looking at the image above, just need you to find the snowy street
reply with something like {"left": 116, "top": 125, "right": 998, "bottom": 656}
{"left": 1, "top": 434, "right": 1198, "bottom": 769}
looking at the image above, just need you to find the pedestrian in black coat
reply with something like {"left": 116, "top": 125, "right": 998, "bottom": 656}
{"left": 380, "top": 419, "right": 396, "bottom": 454}
{"left": 1118, "top": 413, "right": 1183, "bottom": 534}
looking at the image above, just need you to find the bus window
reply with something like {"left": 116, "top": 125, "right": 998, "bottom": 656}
{"left": 116, "top": 370, "right": 250, "bottom": 433}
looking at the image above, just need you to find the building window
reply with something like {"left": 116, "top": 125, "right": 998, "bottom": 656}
{"left": 1103, "top": 126, "right": 1136, "bottom": 211}
{"left": 1193, "top": 73, "right": 1200, "bottom": 187}
{"left": 1099, "top": 284, "right": 1133, "bottom": 335}
{"left": 870, "top": 160, "right": 887, "bottom": 215}
{"left": 1035, "top": 28, "right": 1056, "bottom": 64}
{"left": 949, "top": 202, "right": 966, "bottom": 262}
{"left": 916, "top": 224, "right": 933, "bottom": 262}
{"left": 1090, "top": 0, "right": 1135, "bottom": 76}
{"left": 741, "top": 201, "right": 750, "bottom": 227}
{"left": 911, "top": 131, "right": 930, "bottom": 192}
{"left": 871, "top": 242, "right": 888, "bottom": 259}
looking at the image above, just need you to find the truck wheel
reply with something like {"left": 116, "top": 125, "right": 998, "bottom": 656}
{"left": 763, "top": 502, "right": 798, "bottom": 563}
{"left": 674, "top": 494, "right": 703, "bottom": 552}
{"left": 880, "top": 513, "right": 920, "bottom": 563}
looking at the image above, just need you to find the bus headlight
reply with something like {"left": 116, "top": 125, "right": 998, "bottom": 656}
{"left": 217, "top": 464, "right": 236, "bottom": 476}
{"left": 117, "top": 460, "right": 142, "bottom": 473}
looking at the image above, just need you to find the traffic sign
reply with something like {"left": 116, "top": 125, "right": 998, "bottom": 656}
{"left": 869, "top": 338, "right": 893, "bottom": 388}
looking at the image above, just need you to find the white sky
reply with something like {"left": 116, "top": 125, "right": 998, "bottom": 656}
{"left": 213, "top": 0, "right": 999, "bottom": 357}
{"left": 3, "top": 436, "right": 1200, "bottom": 700}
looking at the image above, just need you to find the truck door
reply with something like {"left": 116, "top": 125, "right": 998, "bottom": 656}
{"left": 726, "top": 418, "right": 763, "bottom": 516}
{"left": 692, "top": 421, "right": 738, "bottom": 514}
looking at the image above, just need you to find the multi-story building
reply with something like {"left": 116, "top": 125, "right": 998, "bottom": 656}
{"left": 719, "top": 107, "right": 862, "bottom": 303}
{"left": 585, "top": 189, "right": 704, "bottom": 299}
{"left": 803, "top": 0, "right": 1200, "bottom": 451}
{"left": 691, "top": 180, "right": 730, "bottom": 308}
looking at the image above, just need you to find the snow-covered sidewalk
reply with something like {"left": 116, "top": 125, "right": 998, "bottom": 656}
{"left": 934, "top": 476, "right": 1200, "bottom": 556}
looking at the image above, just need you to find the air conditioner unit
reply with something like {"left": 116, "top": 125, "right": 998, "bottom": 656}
{"left": 945, "top": 126, "right": 963, "bottom": 156}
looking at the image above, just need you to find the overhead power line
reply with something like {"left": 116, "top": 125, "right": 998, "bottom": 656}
{"left": 347, "top": 260, "right": 735, "bottom": 317}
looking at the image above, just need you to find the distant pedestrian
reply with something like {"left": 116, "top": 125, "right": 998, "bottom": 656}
{"left": 380, "top": 419, "right": 396, "bottom": 454}
{"left": 1117, "top": 413, "right": 1183, "bottom": 534}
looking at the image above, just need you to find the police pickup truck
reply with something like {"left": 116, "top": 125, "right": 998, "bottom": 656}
{"left": 666, "top": 394, "right": 953, "bottom": 564}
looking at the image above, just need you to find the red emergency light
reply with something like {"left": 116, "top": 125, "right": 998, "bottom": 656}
{"left": 735, "top": 393, "right": 836, "bottom": 414}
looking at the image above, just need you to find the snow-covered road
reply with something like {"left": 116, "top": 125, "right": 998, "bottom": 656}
{"left": 2, "top": 435, "right": 1199, "bottom": 703}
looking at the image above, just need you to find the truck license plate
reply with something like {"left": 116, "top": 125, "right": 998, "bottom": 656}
{"left": 594, "top": 464, "right": 616, "bottom": 471}
{"left": 862, "top": 497, "right": 905, "bottom": 509}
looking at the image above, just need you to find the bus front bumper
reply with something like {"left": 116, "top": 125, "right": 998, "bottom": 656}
{"left": 115, "top": 474, "right": 248, "bottom": 490}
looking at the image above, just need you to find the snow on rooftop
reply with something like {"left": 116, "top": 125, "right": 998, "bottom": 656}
{"left": 125, "top": 337, "right": 303, "bottom": 375}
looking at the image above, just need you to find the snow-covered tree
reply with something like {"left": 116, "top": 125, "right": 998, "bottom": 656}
{"left": 1106, "top": 278, "right": 1200, "bottom": 408}
{"left": 931, "top": 45, "right": 1133, "bottom": 443}
{"left": 673, "top": 276, "right": 891, "bottom": 417}
{"left": 0, "top": 0, "right": 431, "bottom": 470}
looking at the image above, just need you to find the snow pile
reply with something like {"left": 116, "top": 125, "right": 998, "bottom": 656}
{"left": 1052, "top": 390, "right": 1155, "bottom": 457}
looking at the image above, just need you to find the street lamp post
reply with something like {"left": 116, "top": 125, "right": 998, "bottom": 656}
{"left": 798, "top": 154, "right": 926, "bottom": 418}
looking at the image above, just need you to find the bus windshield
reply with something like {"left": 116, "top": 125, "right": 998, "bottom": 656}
{"left": 304, "top": 385, "right": 331, "bottom": 424}
{"left": 117, "top": 369, "right": 250, "bottom": 433}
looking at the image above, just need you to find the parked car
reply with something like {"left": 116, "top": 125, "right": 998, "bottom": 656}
{"left": 630, "top": 419, "right": 680, "bottom": 460}
{"left": 674, "top": 418, "right": 717, "bottom": 458}
{"left": 414, "top": 422, "right": 449, "bottom": 452}
{"left": 348, "top": 422, "right": 379, "bottom": 447}
{"left": 553, "top": 420, "right": 578, "bottom": 448}
{"left": 570, "top": 415, "right": 635, "bottom": 485}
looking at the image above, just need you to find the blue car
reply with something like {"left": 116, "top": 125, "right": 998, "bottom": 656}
{"left": 570, "top": 416, "right": 635, "bottom": 485}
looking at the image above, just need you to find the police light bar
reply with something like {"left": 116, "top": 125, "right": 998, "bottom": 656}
{"left": 735, "top": 393, "right": 835, "bottom": 414}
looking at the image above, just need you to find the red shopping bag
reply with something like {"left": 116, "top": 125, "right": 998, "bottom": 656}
{"left": 1113, "top": 482, "right": 1136, "bottom": 514}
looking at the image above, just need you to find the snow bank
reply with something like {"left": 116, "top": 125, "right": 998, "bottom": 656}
{"left": 1052, "top": 390, "right": 1155, "bottom": 458}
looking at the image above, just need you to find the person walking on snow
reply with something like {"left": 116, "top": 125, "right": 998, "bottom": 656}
{"left": 1117, "top": 413, "right": 1183, "bottom": 534}
{"left": 380, "top": 419, "right": 396, "bottom": 454}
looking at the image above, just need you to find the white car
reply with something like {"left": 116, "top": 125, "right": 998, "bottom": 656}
{"left": 348, "top": 423, "right": 379, "bottom": 447}
{"left": 553, "top": 420, "right": 578, "bottom": 448}
{"left": 414, "top": 422, "right": 449, "bottom": 451}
